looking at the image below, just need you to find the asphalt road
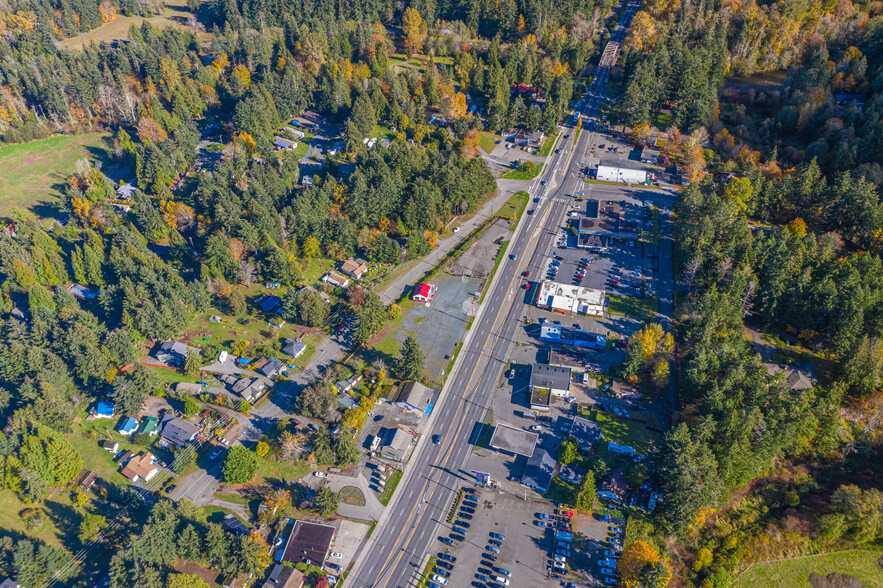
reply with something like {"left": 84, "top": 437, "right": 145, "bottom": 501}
{"left": 347, "top": 2, "right": 644, "bottom": 586}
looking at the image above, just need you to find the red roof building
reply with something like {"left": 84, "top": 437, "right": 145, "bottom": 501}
{"left": 412, "top": 283, "right": 437, "bottom": 302}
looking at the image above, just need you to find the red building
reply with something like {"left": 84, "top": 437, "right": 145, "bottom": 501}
{"left": 412, "top": 283, "right": 436, "bottom": 302}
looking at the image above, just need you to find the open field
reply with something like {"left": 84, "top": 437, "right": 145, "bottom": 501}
{"left": 0, "top": 132, "right": 111, "bottom": 217}
{"left": 733, "top": 550, "right": 883, "bottom": 588}
{"left": 609, "top": 294, "right": 658, "bottom": 320}
{"left": 594, "top": 411, "right": 658, "bottom": 454}
{"left": 0, "top": 490, "right": 66, "bottom": 549}
{"left": 495, "top": 191, "right": 529, "bottom": 224}
{"left": 501, "top": 163, "right": 544, "bottom": 180}
{"left": 58, "top": 0, "right": 192, "bottom": 49}
{"left": 479, "top": 131, "right": 499, "bottom": 154}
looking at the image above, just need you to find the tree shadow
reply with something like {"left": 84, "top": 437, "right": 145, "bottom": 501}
{"left": 43, "top": 499, "right": 85, "bottom": 553}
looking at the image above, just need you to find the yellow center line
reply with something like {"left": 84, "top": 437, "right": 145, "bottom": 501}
{"left": 377, "top": 186, "right": 560, "bottom": 587}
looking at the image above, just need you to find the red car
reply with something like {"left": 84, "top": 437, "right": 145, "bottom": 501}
{"left": 523, "top": 283, "right": 531, "bottom": 289}
{"left": 523, "top": 271, "right": 530, "bottom": 277}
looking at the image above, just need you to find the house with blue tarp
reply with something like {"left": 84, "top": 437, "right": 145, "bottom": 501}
{"left": 118, "top": 416, "right": 139, "bottom": 435}
{"left": 94, "top": 401, "right": 115, "bottom": 419}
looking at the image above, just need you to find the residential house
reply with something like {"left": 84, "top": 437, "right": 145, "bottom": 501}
{"left": 273, "top": 136, "right": 298, "bottom": 150}
{"left": 100, "top": 440, "right": 119, "bottom": 453}
{"left": 597, "top": 471, "right": 628, "bottom": 503}
{"left": 520, "top": 448, "right": 556, "bottom": 493}
{"left": 284, "top": 127, "right": 306, "bottom": 140}
{"left": 222, "top": 514, "right": 250, "bottom": 535}
{"left": 764, "top": 362, "right": 817, "bottom": 391}
{"left": 116, "top": 181, "right": 138, "bottom": 200}
{"left": 160, "top": 415, "right": 200, "bottom": 447}
{"left": 337, "top": 393, "right": 357, "bottom": 410}
{"left": 93, "top": 401, "right": 115, "bottom": 419}
{"left": 0, "top": 578, "right": 20, "bottom": 588}
{"left": 321, "top": 271, "right": 350, "bottom": 288}
{"left": 120, "top": 451, "right": 160, "bottom": 482}
{"left": 297, "top": 286, "right": 331, "bottom": 304}
{"left": 392, "top": 381, "right": 434, "bottom": 414}
{"left": 77, "top": 470, "right": 97, "bottom": 491}
{"left": 118, "top": 416, "right": 139, "bottom": 435}
{"left": 513, "top": 129, "right": 545, "bottom": 147}
{"left": 140, "top": 416, "right": 159, "bottom": 436}
{"left": 282, "top": 337, "right": 307, "bottom": 358}
{"left": 559, "top": 464, "right": 586, "bottom": 484}
{"left": 570, "top": 416, "right": 602, "bottom": 451}
{"left": 335, "top": 374, "right": 362, "bottom": 394}
{"left": 154, "top": 341, "right": 199, "bottom": 367}
{"left": 256, "top": 357, "right": 285, "bottom": 378}
{"left": 412, "top": 282, "right": 436, "bottom": 302}
{"left": 263, "top": 565, "right": 305, "bottom": 588}
{"left": 340, "top": 259, "right": 368, "bottom": 280}
{"left": 231, "top": 377, "right": 266, "bottom": 402}
{"left": 116, "top": 450, "right": 134, "bottom": 464}
{"left": 379, "top": 427, "right": 412, "bottom": 461}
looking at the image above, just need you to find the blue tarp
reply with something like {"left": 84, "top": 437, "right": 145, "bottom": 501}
{"left": 424, "top": 403, "right": 434, "bottom": 415}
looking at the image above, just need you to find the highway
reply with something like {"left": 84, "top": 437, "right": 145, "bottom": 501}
{"left": 347, "top": 2, "right": 644, "bottom": 586}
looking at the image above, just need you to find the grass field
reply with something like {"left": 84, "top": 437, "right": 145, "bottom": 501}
{"left": 58, "top": 0, "right": 193, "bottom": 49}
{"left": 733, "top": 550, "right": 883, "bottom": 588}
{"left": 495, "top": 191, "right": 530, "bottom": 224}
{"left": 608, "top": 295, "right": 657, "bottom": 320}
{"left": 339, "top": 486, "right": 366, "bottom": 506}
{"left": 0, "top": 491, "right": 66, "bottom": 549}
{"left": 594, "top": 411, "right": 657, "bottom": 454}
{"left": 253, "top": 455, "right": 310, "bottom": 486}
{"left": 479, "top": 131, "right": 499, "bottom": 154}
{"left": 378, "top": 469, "right": 402, "bottom": 506}
{"left": 501, "top": 163, "right": 544, "bottom": 180}
{"left": 538, "top": 133, "right": 559, "bottom": 157}
{"left": 0, "top": 132, "right": 111, "bottom": 216}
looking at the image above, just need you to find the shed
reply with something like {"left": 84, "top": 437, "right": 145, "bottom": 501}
{"left": 140, "top": 416, "right": 159, "bottom": 436}
{"left": 222, "top": 514, "right": 250, "bottom": 535}
{"left": 412, "top": 282, "right": 436, "bottom": 302}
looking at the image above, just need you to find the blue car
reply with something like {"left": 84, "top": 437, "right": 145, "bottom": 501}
{"left": 438, "top": 553, "right": 456, "bottom": 562}
{"left": 439, "top": 537, "right": 454, "bottom": 545}
{"left": 489, "top": 532, "right": 505, "bottom": 540}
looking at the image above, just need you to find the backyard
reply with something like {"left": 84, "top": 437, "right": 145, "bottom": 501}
{"left": 0, "top": 132, "right": 111, "bottom": 216}
{"left": 594, "top": 411, "right": 657, "bottom": 454}
{"left": 608, "top": 294, "right": 658, "bottom": 321}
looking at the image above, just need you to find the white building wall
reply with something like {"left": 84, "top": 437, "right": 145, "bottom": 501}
{"left": 597, "top": 165, "right": 647, "bottom": 184}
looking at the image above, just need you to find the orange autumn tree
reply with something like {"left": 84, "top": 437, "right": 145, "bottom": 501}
{"left": 620, "top": 541, "right": 670, "bottom": 588}
{"left": 136, "top": 117, "right": 167, "bottom": 143}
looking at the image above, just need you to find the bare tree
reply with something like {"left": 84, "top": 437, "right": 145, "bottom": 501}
{"left": 741, "top": 280, "right": 756, "bottom": 316}
{"left": 680, "top": 255, "right": 701, "bottom": 286}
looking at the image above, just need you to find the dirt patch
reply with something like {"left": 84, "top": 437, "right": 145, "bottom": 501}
{"left": 17, "top": 154, "right": 50, "bottom": 166}
{"left": 448, "top": 217, "right": 512, "bottom": 278}
{"left": 809, "top": 572, "right": 870, "bottom": 588}
{"left": 171, "top": 559, "right": 221, "bottom": 587}
{"left": 339, "top": 486, "right": 366, "bottom": 506}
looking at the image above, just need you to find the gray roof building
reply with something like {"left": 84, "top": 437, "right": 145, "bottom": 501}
{"left": 380, "top": 427, "right": 412, "bottom": 461}
{"left": 488, "top": 423, "right": 539, "bottom": 457}
{"left": 155, "top": 341, "right": 199, "bottom": 366}
{"left": 521, "top": 448, "right": 556, "bottom": 493}
{"left": 257, "top": 357, "right": 285, "bottom": 377}
{"left": 530, "top": 363, "right": 572, "bottom": 396}
{"left": 283, "top": 338, "right": 307, "bottom": 358}
{"left": 160, "top": 415, "right": 200, "bottom": 446}
{"left": 570, "top": 416, "right": 602, "bottom": 451}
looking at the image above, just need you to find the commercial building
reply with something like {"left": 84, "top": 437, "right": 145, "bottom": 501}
{"left": 538, "top": 324, "right": 607, "bottom": 349}
{"left": 281, "top": 520, "right": 336, "bottom": 567}
{"left": 536, "top": 281, "right": 606, "bottom": 317}
{"left": 412, "top": 282, "right": 436, "bottom": 302}
{"left": 488, "top": 423, "right": 539, "bottom": 457}
{"left": 392, "top": 381, "right": 435, "bottom": 414}
{"left": 379, "top": 427, "right": 412, "bottom": 461}
{"left": 596, "top": 165, "right": 649, "bottom": 184}
{"left": 530, "top": 363, "right": 572, "bottom": 398}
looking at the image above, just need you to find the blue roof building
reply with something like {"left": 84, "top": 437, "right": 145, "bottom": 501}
{"left": 118, "top": 416, "right": 139, "bottom": 435}
{"left": 95, "top": 402, "right": 115, "bottom": 418}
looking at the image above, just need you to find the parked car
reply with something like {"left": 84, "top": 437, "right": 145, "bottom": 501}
{"left": 459, "top": 513, "right": 473, "bottom": 520}
{"left": 439, "top": 537, "right": 454, "bottom": 545}
{"left": 437, "top": 553, "right": 456, "bottom": 562}
{"left": 489, "top": 539, "right": 502, "bottom": 547}
{"left": 604, "top": 550, "right": 620, "bottom": 558}
{"left": 450, "top": 533, "right": 466, "bottom": 541}
{"left": 554, "top": 554, "right": 567, "bottom": 562}
{"left": 431, "top": 575, "right": 448, "bottom": 585}
{"left": 313, "top": 471, "right": 328, "bottom": 478}
{"left": 456, "top": 521, "right": 471, "bottom": 529}
{"left": 601, "top": 568, "right": 617, "bottom": 575}
{"left": 486, "top": 545, "right": 500, "bottom": 554}
{"left": 494, "top": 567, "right": 511, "bottom": 577}
{"left": 434, "top": 568, "right": 450, "bottom": 578}
{"left": 436, "top": 560, "right": 453, "bottom": 570}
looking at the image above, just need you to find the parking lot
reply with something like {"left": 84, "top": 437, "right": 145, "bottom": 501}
{"left": 432, "top": 490, "right": 559, "bottom": 588}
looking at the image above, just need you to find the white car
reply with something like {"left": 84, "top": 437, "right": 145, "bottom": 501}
{"left": 432, "top": 575, "right": 448, "bottom": 585}
{"left": 554, "top": 554, "right": 567, "bottom": 562}
{"left": 330, "top": 552, "right": 342, "bottom": 558}
{"left": 452, "top": 227, "right": 460, "bottom": 233}
{"left": 529, "top": 425, "right": 542, "bottom": 432}
{"left": 313, "top": 471, "right": 328, "bottom": 478}
{"left": 494, "top": 577, "right": 510, "bottom": 586}
{"left": 327, "top": 576, "right": 337, "bottom": 585}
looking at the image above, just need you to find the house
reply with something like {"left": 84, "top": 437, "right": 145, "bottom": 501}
{"left": 160, "top": 415, "right": 200, "bottom": 446}
{"left": 262, "top": 565, "right": 305, "bottom": 588}
{"left": 120, "top": 452, "right": 159, "bottom": 482}
{"left": 155, "top": 341, "right": 199, "bottom": 367}
{"left": 280, "top": 520, "right": 336, "bottom": 567}
{"left": 94, "top": 401, "right": 115, "bottom": 419}
{"left": 321, "top": 271, "right": 350, "bottom": 288}
{"left": 301, "top": 110, "right": 327, "bottom": 126}
{"left": 273, "top": 136, "right": 298, "bottom": 150}
{"left": 337, "top": 393, "right": 357, "bottom": 410}
{"left": 597, "top": 471, "right": 628, "bottom": 503}
{"left": 340, "top": 259, "right": 368, "bottom": 280}
{"left": 116, "top": 180, "right": 138, "bottom": 200}
{"left": 559, "top": 464, "right": 586, "bottom": 484}
{"left": 67, "top": 283, "right": 100, "bottom": 300}
{"left": 284, "top": 127, "right": 306, "bottom": 140}
{"left": 255, "top": 294, "right": 282, "bottom": 313}
{"left": 256, "top": 357, "right": 285, "bottom": 378}
{"left": 530, "top": 363, "right": 572, "bottom": 398}
{"left": 282, "top": 337, "right": 307, "bottom": 358}
{"left": 412, "top": 282, "right": 436, "bottom": 302}
{"left": 231, "top": 377, "right": 266, "bottom": 401}
{"left": 78, "top": 470, "right": 97, "bottom": 491}
{"left": 222, "top": 514, "right": 251, "bottom": 535}
{"left": 608, "top": 442, "right": 636, "bottom": 456}
{"left": 100, "top": 440, "right": 119, "bottom": 453}
{"left": 488, "top": 423, "right": 539, "bottom": 457}
{"left": 335, "top": 374, "right": 362, "bottom": 394}
{"left": 392, "top": 381, "right": 435, "bottom": 414}
{"left": 0, "top": 578, "right": 20, "bottom": 588}
{"left": 379, "top": 427, "right": 412, "bottom": 461}
{"left": 118, "top": 416, "right": 139, "bottom": 435}
{"left": 764, "top": 362, "right": 817, "bottom": 391}
{"left": 140, "top": 416, "right": 159, "bottom": 436}
{"left": 521, "top": 448, "right": 556, "bottom": 493}
{"left": 570, "top": 416, "right": 602, "bottom": 451}
{"left": 297, "top": 286, "right": 331, "bottom": 304}
{"left": 514, "top": 129, "right": 545, "bottom": 147}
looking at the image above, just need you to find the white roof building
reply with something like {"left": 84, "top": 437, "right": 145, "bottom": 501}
{"left": 536, "top": 281, "right": 606, "bottom": 317}
{"left": 596, "top": 165, "right": 649, "bottom": 184}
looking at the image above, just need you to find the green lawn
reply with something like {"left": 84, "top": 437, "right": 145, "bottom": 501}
{"left": 254, "top": 455, "right": 310, "bottom": 486}
{"left": 544, "top": 476, "right": 576, "bottom": 504}
{"left": 608, "top": 295, "right": 657, "bottom": 320}
{"left": 479, "top": 131, "right": 499, "bottom": 154}
{"left": 371, "top": 299, "right": 417, "bottom": 356}
{"left": 496, "top": 191, "right": 530, "bottom": 225}
{"left": 302, "top": 258, "right": 335, "bottom": 284}
{"left": 417, "top": 555, "right": 437, "bottom": 587}
{"left": 377, "top": 469, "right": 402, "bottom": 506}
{"left": 58, "top": 0, "right": 192, "bottom": 48}
{"left": 501, "top": 163, "right": 544, "bottom": 180}
{"left": 733, "top": 550, "right": 883, "bottom": 588}
{"left": 594, "top": 411, "right": 657, "bottom": 454}
{"left": 0, "top": 132, "right": 111, "bottom": 215}
{"left": 538, "top": 133, "right": 560, "bottom": 157}
{"left": 0, "top": 490, "right": 66, "bottom": 549}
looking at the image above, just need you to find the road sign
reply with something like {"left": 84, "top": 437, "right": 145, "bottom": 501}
{"left": 471, "top": 470, "right": 490, "bottom": 485}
